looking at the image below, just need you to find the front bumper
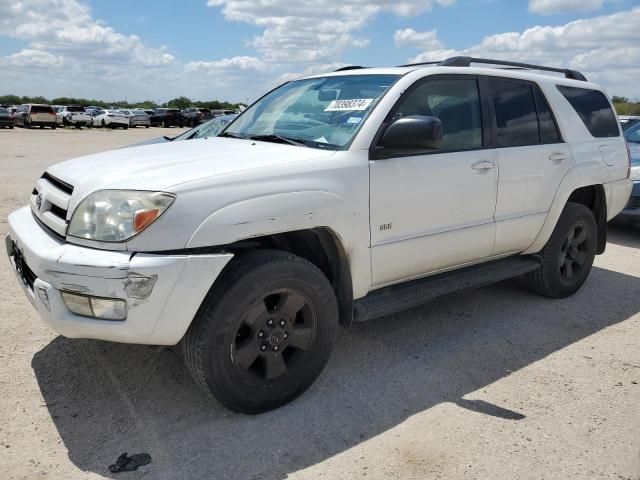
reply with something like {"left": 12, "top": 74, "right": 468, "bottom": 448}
{"left": 6, "top": 206, "right": 233, "bottom": 345}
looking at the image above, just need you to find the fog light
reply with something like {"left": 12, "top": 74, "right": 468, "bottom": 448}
{"left": 61, "top": 291, "right": 127, "bottom": 321}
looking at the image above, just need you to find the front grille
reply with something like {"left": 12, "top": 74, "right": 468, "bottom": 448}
{"left": 627, "top": 197, "right": 640, "bottom": 210}
{"left": 42, "top": 171, "right": 73, "bottom": 195}
{"left": 31, "top": 172, "right": 74, "bottom": 237}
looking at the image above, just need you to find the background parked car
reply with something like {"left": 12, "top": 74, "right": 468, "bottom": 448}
{"left": 55, "top": 105, "right": 92, "bottom": 128}
{"left": 14, "top": 104, "right": 57, "bottom": 129}
{"left": 92, "top": 109, "right": 129, "bottom": 129}
{"left": 150, "top": 108, "right": 184, "bottom": 127}
{"left": 119, "top": 109, "right": 151, "bottom": 128}
{"left": 614, "top": 121, "right": 640, "bottom": 227}
{"left": 0, "top": 106, "right": 15, "bottom": 128}
{"left": 128, "top": 113, "right": 237, "bottom": 147}
{"left": 181, "top": 107, "right": 213, "bottom": 127}
{"left": 620, "top": 115, "right": 640, "bottom": 130}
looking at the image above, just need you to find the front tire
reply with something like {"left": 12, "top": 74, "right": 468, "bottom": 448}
{"left": 182, "top": 250, "right": 339, "bottom": 414}
{"left": 526, "top": 202, "right": 597, "bottom": 298}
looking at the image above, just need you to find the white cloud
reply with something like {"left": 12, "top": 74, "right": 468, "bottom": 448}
{"left": 394, "top": 28, "right": 443, "bottom": 50}
{"left": 529, "top": 0, "right": 605, "bottom": 15}
{"left": 401, "top": 7, "right": 640, "bottom": 97}
{"left": 0, "top": 49, "right": 64, "bottom": 68}
{"left": 0, "top": 0, "right": 174, "bottom": 67}
{"left": 208, "top": 0, "right": 456, "bottom": 64}
{"left": 185, "top": 56, "right": 267, "bottom": 72}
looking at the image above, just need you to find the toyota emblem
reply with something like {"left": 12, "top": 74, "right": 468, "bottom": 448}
{"left": 36, "top": 193, "right": 43, "bottom": 211}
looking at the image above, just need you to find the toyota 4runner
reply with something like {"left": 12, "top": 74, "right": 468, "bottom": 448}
{"left": 6, "top": 57, "right": 632, "bottom": 413}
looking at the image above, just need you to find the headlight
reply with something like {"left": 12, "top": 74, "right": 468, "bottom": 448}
{"left": 68, "top": 190, "right": 175, "bottom": 242}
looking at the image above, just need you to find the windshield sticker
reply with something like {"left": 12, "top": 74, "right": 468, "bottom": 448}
{"left": 324, "top": 98, "right": 373, "bottom": 111}
{"left": 314, "top": 136, "right": 329, "bottom": 143}
{"left": 346, "top": 116, "right": 362, "bottom": 124}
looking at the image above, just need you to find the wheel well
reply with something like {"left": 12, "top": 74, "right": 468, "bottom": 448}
{"left": 567, "top": 185, "right": 607, "bottom": 254}
{"left": 225, "top": 229, "right": 354, "bottom": 326}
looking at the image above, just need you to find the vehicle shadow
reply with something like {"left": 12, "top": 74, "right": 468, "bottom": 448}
{"left": 607, "top": 223, "right": 640, "bottom": 249}
{"left": 32, "top": 266, "right": 640, "bottom": 479}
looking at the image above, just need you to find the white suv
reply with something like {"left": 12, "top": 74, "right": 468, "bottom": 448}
{"left": 6, "top": 57, "right": 632, "bottom": 413}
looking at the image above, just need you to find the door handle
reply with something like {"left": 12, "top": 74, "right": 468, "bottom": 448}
{"left": 549, "top": 153, "right": 567, "bottom": 162}
{"left": 471, "top": 161, "right": 496, "bottom": 171}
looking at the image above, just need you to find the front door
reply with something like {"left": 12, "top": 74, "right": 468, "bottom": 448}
{"left": 369, "top": 75, "right": 498, "bottom": 287}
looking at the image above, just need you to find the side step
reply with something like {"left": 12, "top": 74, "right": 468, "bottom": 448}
{"left": 353, "top": 255, "right": 541, "bottom": 322}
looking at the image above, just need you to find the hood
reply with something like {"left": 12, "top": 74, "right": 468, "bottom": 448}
{"left": 47, "top": 137, "right": 336, "bottom": 203}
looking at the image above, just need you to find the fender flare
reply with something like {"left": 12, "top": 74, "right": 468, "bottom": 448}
{"left": 523, "top": 161, "right": 608, "bottom": 255}
{"left": 186, "top": 190, "right": 352, "bottom": 249}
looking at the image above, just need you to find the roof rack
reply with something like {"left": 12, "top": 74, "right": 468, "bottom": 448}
{"left": 400, "top": 56, "right": 587, "bottom": 81}
{"left": 334, "top": 66, "right": 366, "bottom": 72}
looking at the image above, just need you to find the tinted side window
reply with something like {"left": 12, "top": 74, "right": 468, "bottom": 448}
{"left": 557, "top": 85, "right": 619, "bottom": 138}
{"left": 392, "top": 78, "right": 482, "bottom": 152}
{"left": 533, "top": 86, "right": 561, "bottom": 144}
{"left": 491, "top": 79, "right": 539, "bottom": 148}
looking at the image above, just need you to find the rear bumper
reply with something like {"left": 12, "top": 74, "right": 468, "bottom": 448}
{"left": 604, "top": 178, "right": 634, "bottom": 221}
{"left": 6, "top": 206, "right": 233, "bottom": 345}
{"left": 614, "top": 180, "right": 640, "bottom": 222}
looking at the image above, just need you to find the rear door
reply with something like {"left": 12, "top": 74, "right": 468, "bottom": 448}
{"left": 488, "top": 77, "right": 574, "bottom": 255}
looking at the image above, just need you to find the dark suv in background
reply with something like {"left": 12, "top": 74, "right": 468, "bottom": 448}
{"left": 181, "top": 107, "right": 213, "bottom": 127}
{"left": 150, "top": 108, "right": 184, "bottom": 127}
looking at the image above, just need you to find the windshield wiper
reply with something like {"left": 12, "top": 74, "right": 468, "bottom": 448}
{"left": 218, "top": 131, "right": 244, "bottom": 139}
{"left": 248, "top": 134, "right": 307, "bottom": 147}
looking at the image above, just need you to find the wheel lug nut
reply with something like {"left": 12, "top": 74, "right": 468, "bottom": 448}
{"left": 283, "top": 332, "right": 289, "bottom": 339}
{"left": 279, "top": 319, "right": 286, "bottom": 327}
{"left": 260, "top": 344, "right": 267, "bottom": 352}
{"left": 257, "top": 330, "right": 265, "bottom": 338}
{"left": 272, "top": 345, "right": 279, "bottom": 352}
{"left": 267, "top": 319, "right": 274, "bottom": 327}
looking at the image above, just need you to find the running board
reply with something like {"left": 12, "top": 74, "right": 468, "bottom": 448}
{"left": 353, "top": 256, "right": 541, "bottom": 322}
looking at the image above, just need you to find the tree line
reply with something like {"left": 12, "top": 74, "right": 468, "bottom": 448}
{"left": 0, "top": 94, "right": 245, "bottom": 111}
{"left": 611, "top": 96, "right": 640, "bottom": 116}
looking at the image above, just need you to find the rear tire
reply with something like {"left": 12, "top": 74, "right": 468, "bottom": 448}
{"left": 182, "top": 250, "right": 339, "bottom": 414}
{"left": 526, "top": 202, "right": 597, "bottom": 298}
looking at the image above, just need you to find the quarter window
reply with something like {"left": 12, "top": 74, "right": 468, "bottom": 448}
{"left": 557, "top": 85, "right": 619, "bottom": 138}
{"left": 391, "top": 78, "right": 482, "bottom": 152}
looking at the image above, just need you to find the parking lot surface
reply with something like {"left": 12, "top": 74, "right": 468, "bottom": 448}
{"left": 1, "top": 127, "right": 639, "bottom": 479}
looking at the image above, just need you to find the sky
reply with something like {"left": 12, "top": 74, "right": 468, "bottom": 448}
{"left": 0, "top": 0, "right": 638, "bottom": 104}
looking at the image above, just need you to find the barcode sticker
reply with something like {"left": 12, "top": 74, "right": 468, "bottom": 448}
{"left": 324, "top": 98, "right": 373, "bottom": 111}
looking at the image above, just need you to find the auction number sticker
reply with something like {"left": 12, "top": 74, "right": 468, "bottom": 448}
{"left": 324, "top": 98, "right": 373, "bottom": 111}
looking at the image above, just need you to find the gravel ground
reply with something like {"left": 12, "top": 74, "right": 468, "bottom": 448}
{"left": 0, "top": 127, "right": 639, "bottom": 480}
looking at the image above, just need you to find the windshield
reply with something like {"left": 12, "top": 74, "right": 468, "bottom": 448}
{"left": 625, "top": 121, "right": 640, "bottom": 143}
{"left": 67, "top": 106, "right": 85, "bottom": 112}
{"left": 0, "top": 107, "right": 7, "bottom": 114}
{"left": 224, "top": 74, "right": 400, "bottom": 149}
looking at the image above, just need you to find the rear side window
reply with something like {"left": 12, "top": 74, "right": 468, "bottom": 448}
{"left": 557, "top": 85, "right": 619, "bottom": 138}
{"left": 491, "top": 79, "right": 539, "bottom": 147}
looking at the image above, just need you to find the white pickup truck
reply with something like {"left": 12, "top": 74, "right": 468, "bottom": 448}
{"left": 6, "top": 57, "right": 632, "bottom": 413}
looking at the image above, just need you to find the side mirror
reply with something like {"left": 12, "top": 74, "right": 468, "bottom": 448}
{"left": 380, "top": 115, "right": 443, "bottom": 151}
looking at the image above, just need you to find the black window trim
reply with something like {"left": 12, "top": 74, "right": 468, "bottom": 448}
{"left": 369, "top": 74, "right": 492, "bottom": 160}
{"left": 485, "top": 76, "right": 564, "bottom": 149}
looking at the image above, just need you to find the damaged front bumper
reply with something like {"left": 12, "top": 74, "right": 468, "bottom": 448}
{"left": 6, "top": 206, "right": 233, "bottom": 345}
